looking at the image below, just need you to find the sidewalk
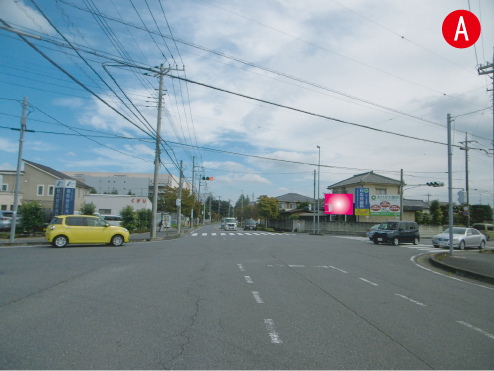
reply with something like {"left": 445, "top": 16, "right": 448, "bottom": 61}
{"left": 429, "top": 248, "right": 494, "bottom": 285}
{"left": 0, "top": 226, "right": 193, "bottom": 247}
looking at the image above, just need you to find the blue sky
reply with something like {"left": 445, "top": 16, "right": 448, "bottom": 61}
{"left": 1, "top": 0, "right": 493, "bottom": 206}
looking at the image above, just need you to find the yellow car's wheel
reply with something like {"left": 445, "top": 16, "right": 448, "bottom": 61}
{"left": 111, "top": 234, "right": 124, "bottom": 246}
{"left": 52, "top": 235, "right": 68, "bottom": 248}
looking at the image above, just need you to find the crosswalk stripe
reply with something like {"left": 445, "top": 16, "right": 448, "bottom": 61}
{"left": 202, "top": 233, "right": 207, "bottom": 236}
{"left": 229, "top": 233, "right": 235, "bottom": 235}
{"left": 191, "top": 233, "right": 197, "bottom": 236}
{"left": 221, "top": 233, "right": 226, "bottom": 236}
{"left": 212, "top": 233, "right": 217, "bottom": 236}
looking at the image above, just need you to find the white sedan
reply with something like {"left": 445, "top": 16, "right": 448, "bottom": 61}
{"left": 432, "top": 227, "right": 486, "bottom": 250}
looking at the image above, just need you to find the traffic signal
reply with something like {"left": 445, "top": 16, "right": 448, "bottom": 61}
{"left": 202, "top": 176, "right": 214, "bottom": 181}
{"left": 426, "top": 182, "right": 444, "bottom": 187}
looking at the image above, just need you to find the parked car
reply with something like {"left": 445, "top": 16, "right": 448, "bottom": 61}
{"left": 220, "top": 218, "right": 226, "bottom": 229}
{"left": 244, "top": 219, "right": 257, "bottom": 231}
{"left": 223, "top": 217, "right": 237, "bottom": 231}
{"left": 0, "top": 211, "right": 21, "bottom": 231}
{"left": 101, "top": 215, "right": 122, "bottom": 226}
{"left": 432, "top": 227, "right": 486, "bottom": 250}
{"left": 373, "top": 220, "right": 420, "bottom": 245}
{"left": 45, "top": 215, "right": 130, "bottom": 248}
{"left": 366, "top": 224, "right": 380, "bottom": 240}
{"left": 471, "top": 223, "right": 494, "bottom": 241}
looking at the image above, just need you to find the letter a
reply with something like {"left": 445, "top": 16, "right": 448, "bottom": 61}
{"left": 454, "top": 16, "right": 468, "bottom": 41}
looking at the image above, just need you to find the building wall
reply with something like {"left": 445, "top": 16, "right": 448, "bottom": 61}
{"left": 0, "top": 192, "right": 23, "bottom": 211}
{"left": 84, "top": 194, "right": 152, "bottom": 215}
{"left": 79, "top": 176, "right": 150, "bottom": 196}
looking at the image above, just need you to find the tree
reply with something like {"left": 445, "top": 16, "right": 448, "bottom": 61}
{"left": 257, "top": 195, "right": 279, "bottom": 225}
{"left": 89, "top": 187, "right": 97, "bottom": 194}
{"left": 120, "top": 205, "right": 136, "bottom": 232}
{"left": 471, "top": 205, "right": 493, "bottom": 224}
{"left": 80, "top": 202, "right": 96, "bottom": 215}
{"left": 298, "top": 201, "right": 311, "bottom": 210}
{"left": 415, "top": 211, "right": 423, "bottom": 224}
{"left": 422, "top": 212, "right": 431, "bottom": 225}
{"left": 18, "top": 201, "right": 45, "bottom": 235}
{"left": 136, "top": 209, "right": 152, "bottom": 230}
{"left": 429, "top": 200, "right": 443, "bottom": 225}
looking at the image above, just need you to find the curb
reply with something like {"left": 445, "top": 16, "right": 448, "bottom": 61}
{"left": 429, "top": 251, "right": 494, "bottom": 285}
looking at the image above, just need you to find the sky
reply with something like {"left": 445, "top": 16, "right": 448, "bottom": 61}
{"left": 0, "top": 0, "right": 493, "bottom": 207}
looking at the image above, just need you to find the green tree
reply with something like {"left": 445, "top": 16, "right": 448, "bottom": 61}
{"left": 136, "top": 209, "right": 152, "bottom": 230}
{"left": 471, "top": 205, "right": 493, "bottom": 224}
{"left": 80, "top": 202, "right": 96, "bottom": 215}
{"left": 120, "top": 205, "right": 136, "bottom": 232}
{"left": 298, "top": 201, "right": 311, "bottom": 210}
{"left": 89, "top": 187, "right": 97, "bottom": 194}
{"left": 415, "top": 210, "right": 423, "bottom": 224}
{"left": 422, "top": 212, "right": 431, "bottom": 225}
{"left": 257, "top": 195, "right": 279, "bottom": 225}
{"left": 18, "top": 201, "right": 46, "bottom": 235}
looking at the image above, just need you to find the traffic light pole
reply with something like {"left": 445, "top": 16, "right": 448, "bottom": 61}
{"left": 447, "top": 114, "right": 454, "bottom": 256}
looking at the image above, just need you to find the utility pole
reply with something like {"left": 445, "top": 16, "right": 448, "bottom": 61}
{"left": 447, "top": 114, "right": 454, "bottom": 256}
{"left": 241, "top": 190, "right": 244, "bottom": 225}
{"left": 459, "top": 134, "right": 476, "bottom": 227}
{"left": 317, "top": 145, "right": 321, "bottom": 234}
{"left": 209, "top": 194, "right": 212, "bottom": 224}
{"left": 400, "top": 169, "right": 404, "bottom": 221}
{"left": 177, "top": 160, "right": 183, "bottom": 234}
{"left": 191, "top": 156, "right": 195, "bottom": 229}
{"left": 313, "top": 170, "right": 316, "bottom": 235}
{"left": 9, "top": 97, "right": 29, "bottom": 243}
{"left": 228, "top": 199, "right": 231, "bottom": 217}
{"left": 477, "top": 49, "right": 494, "bottom": 220}
{"left": 218, "top": 196, "right": 221, "bottom": 219}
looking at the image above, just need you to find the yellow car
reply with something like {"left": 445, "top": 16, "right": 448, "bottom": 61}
{"left": 45, "top": 215, "right": 130, "bottom": 248}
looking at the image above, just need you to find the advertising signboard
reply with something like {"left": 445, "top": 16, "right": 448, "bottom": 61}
{"left": 355, "top": 188, "right": 370, "bottom": 216}
{"left": 52, "top": 179, "right": 76, "bottom": 216}
{"left": 325, "top": 194, "right": 354, "bottom": 215}
{"left": 369, "top": 195, "right": 401, "bottom": 216}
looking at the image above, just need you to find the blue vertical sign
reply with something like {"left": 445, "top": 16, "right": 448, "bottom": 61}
{"left": 355, "top": 188, "right": 370, "bottom": 209}
{"left": 52, "top": 179, "right": 76, "bottom": 216}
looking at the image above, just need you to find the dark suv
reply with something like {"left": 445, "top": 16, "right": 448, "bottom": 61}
{"left": 244, "top": 219, "right": 257, "bottom": 231}
{"left": 373, "top": 220, "right": 420, "bottom": 246}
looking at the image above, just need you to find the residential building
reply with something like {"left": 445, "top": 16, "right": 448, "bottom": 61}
{"left": 328, "top": 171, "right": 404, "bottom": 222}
{"left": 0, "top": 160, "right": 92, "bottom": 213}
{"left": 63, "top": 171, "right": 187, "bottom": 196}
{"left": 275, "top": 193, "right": 313, "bottom": 211}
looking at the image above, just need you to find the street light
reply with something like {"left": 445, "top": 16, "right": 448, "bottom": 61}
{"left": 317, "top": 146, "right": 320, "bottom": 234}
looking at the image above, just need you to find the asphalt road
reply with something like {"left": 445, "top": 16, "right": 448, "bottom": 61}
{"left": 1, "top": 224, "right": 493, "bottom": 369}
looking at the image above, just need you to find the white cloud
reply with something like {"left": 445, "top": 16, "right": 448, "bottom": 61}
{"left": 0, "top": 138, "right": 18, "bottom": 153}
{"left": 66, "top": 152, "right": 76, "bottom": 157}
{"left": 0, "top": 0, "right": 55, "bottom": 34}
{"left": 0, "top": 162, "right": 15, "bottom": 170}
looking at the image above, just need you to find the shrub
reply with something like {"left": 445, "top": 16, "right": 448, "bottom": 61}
{"left": 120, "top": 206, "right": 136, "bottom": 232}
{"left": 18, "top": 201, "right": 46, "bottom": 235}
{"left": 80, "top": 202, "right": 96, "bottom": 215}
{"left": 136, "top": 209, "right": 152, "bottom": 230}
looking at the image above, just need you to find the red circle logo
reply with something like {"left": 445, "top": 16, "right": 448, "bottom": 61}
{"left": 390, "top": 205, "right": 400, "bottom": 212}
{"left": 371, "top": 205, "right": 381, "bottom": 211}
{"left": 380, "top": 201, "right": 391, "bottom": 208}
{"left": 442, "top": 10, "right": 481, "bottom": 49}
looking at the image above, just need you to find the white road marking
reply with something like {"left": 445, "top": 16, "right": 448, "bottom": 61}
{"left": 333, "top": 236, "right": 368, "bottom": 241}
{"left": 191, "top": 233, "right": 198, "bottom": 236}
{"left": 260, "top": 233, "right": 269, "bottom": 235}
{"left": 253, "top": 233, "right": 260, "bottom": 235}
{"left": 329, "top": 266, "right": 348, "bottom": 273}
{"left": 457, "top": 321, "right": 494, "bottom": 340}
{"left": 359, "top": 278, "right": 379, "bottom": 286}
{"left": 264, "top": 319, "right": 283, "bottom": 344}
{"left": 244, "top": 233, "right": 252, "bottom": 235}
{"left": 244, "top": 276, "right": 253, "bottom": 284}
{"left": 288, "top": 265, "right": 305, "bottom": 268}
{"left": 221, "top": 233, "right": 226, "bottom": 236}
{"left": 313, "top": 265, "right": 329, "bottom": 268}
{"left": 395, "top": 294, "right": 426, "bottom": 306}
{"left": 229, "top": 233, "right": 235, "bottom": 235}
{"left": 410, "top": 253, "right": 494, "bottom": 291}
{"left": 202, "top": 233, "right": 207, "bottom": 236}
{"left": 237, "top": 264, "right": 245, "bottom": 272}
{"left": 212, "top": 233, "right": 217, "bottom": 236}
{"left": 252, "top": 291, "right": 264, "bottom": 303}
{"left": 237, "top": 233, "right": 244, "bottom": 235}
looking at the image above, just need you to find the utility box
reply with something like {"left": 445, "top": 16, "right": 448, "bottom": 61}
{"left": 458, "top": 190, "right": 466, "bottom": 204}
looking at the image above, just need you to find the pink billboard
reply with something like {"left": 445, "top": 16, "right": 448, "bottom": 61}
{"left": 325, "top": 194, "right": 354, "bottom": 215}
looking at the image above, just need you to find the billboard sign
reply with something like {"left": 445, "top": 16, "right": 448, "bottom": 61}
{"left": 355, "top": 188, "right": 370, "bottom": 216}
{"left": 370, "top": 195, "right": 401, "bottom": 216}
{"left": 325, "top": 194, "right": 354, "bottom": 215}
{"left": 52, "top": 179, "right": 76, "bottom": 216}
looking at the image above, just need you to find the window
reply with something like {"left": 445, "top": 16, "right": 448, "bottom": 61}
{"left": 37, "top": 185, "right": 44, "bottom": 196}
{"left": 472, "top": 229, "right": 480, "bottom": 235}
{"left": 376, "top": 188, "right": 387, "bottom": 195}
{"left": 488, "top": 226, "right": 494, "bottom": 231}
{"left": 65, "top": 217, "right": 85, "bottom": 226}
{"left": 87, "top": 218, "right": 106, "bottom": 227}
{"left": 48, "top": 185, "right": 54, "bottom": 196}
{"left": 1, "top": 184, "right": 7, "bottom": 191}
{"left": 289, "top": 203, "right": 296, "bottom": 209}
{"left": 99, "top": 209, "right": 111, "bottom": 215}
{"left": 1, "top": 205, "right": 7, "bottom": 211}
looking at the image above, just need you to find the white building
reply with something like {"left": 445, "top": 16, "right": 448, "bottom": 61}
{"left": 84, "top": 194, "right": 152, "bottom": 215}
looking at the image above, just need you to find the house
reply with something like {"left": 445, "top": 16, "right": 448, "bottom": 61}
{"left": 0, "top": 160, "right": 92, "bottom": 214}
{"left": 274, "top": 193, "right": 313, "bottom": 211}
{"left": 403, "top": 199, "right": 430, "bottom": 220}
{"left": 327, "top": 171, "right": 404, "bottom": 222}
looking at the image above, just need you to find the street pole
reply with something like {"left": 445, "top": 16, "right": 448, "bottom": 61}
{"left": 317, "top": 145, "right": 321, "bottom": 234}
{"left": 459, "top": 133, "right": 476, "bottom": 227}
{"left": 447, "top": 114, "right": 454, "bottom": 256}
{"left": 313, "top": 170, "right": 316, "bottom": 235}
{"left": 191, "top": 156, "right": 195, "bottom": 229}
{"left": 177, "top": 160, "right": 183, "bottom": 234}
{"left": 400, "top": 169, "right": 403, "bottom": 221}
{"left": 150, "top": 64, "right": 164, "bottom": 239}
{"left": 9, "top": 96, "right": 28, "bottom": 243}
{"left": 218, "top": 196, "right": 221, "bottom": 220}
{"left": 241, "top": 190, "right": 244, "bottom": 226}
{"left": 476, "top": 48, "right": 494, "bottom": 220}
{"left": 209, "top": 194, "right": 211, "bottom": 224}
